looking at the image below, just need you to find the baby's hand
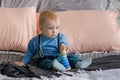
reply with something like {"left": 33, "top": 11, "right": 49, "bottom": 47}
{"left": 14, "top": 61, "right": 25, "bottom": 66}
{"left": 60, "top": 44, "right": 69, "bottom": 55}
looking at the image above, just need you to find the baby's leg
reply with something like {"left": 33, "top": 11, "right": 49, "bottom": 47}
{"left": 68, "top": 54, "right": 92, "bottom": 69}
{"left": 38, "top": 58, "right": 53, "bottom": 70}
{"left": 55, "top": 56, "right": 71, "bottom": 70}
{"left": 67, "top": 54, "right": 81, "bottom": 68}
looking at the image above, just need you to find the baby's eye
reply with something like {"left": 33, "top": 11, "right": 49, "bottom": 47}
{"left": 48, "top": 27, "right": 53, "bottom": 29}
{"left": 56, "top": 26, "right": 59, "bottom": 29}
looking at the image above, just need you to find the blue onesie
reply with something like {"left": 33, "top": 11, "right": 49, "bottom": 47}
{"left": 22, "top": 33, "right": 81, "bottom": 70}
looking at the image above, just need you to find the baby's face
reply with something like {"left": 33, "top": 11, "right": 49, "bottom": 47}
{"left": 41, "top": 20, "right": 60, "bottom": 38}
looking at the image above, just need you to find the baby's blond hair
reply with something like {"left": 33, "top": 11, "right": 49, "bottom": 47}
{"left": 39, "top": 10, "right": 59, "bottom": 27}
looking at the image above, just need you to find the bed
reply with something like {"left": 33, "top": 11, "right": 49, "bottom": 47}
{"left": 0, "top": 0, "right": 120, "bottom": 80}
{"left": 1, "top": 51, "right": 120, "bottom": 80}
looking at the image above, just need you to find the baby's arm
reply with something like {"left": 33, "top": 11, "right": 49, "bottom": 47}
{"left": 59, "top": 33, "right": 69, "bottom": 53}
{"left": 14, "top": 38, "right": 36, "bottom": 66}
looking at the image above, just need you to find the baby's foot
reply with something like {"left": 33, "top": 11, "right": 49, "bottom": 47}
{"left": 75, "top": 58, "right": 92, "bottom": 69}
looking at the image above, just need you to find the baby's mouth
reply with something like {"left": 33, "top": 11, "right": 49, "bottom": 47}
{"left": 51, "top": 34, "right": 56, "bottom": 37}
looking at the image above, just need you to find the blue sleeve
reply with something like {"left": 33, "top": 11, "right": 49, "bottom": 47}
{"left": 59, "top": 33, "right": 69, "bottom": 46}
{"left": 22, "top": 38, "right": 37, "bottom": 64}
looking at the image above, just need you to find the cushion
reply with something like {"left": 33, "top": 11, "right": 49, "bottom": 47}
{"left": 0, "top": 7, "right": 36, "bottom": 52}
{"left": 37, "top": 10, "right": 120, "bottom": 53}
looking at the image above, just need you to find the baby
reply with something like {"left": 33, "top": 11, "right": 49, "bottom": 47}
{"left": 14, "top": 10, "right": 92, "bottom": 71}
